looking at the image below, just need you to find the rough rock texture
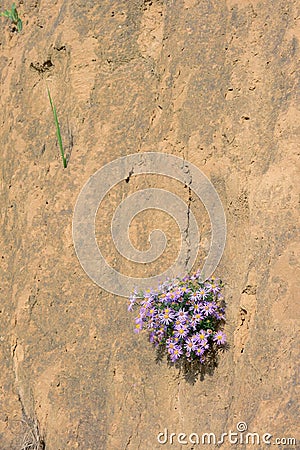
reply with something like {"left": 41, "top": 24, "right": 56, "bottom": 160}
{"left": 0, "top": 0, "right": 299, "bottom": 449}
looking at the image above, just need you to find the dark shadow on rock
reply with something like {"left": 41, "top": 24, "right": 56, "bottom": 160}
{"left": 155, "top": 344, "right": 230, "bottom": 385}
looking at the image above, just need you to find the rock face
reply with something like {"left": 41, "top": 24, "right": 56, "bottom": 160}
{"left": 0, "top": 0, "right": 299, "bottom": 449}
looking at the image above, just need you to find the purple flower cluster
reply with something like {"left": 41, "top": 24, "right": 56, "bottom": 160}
{"left": 128, "top": 271, "right": 227, "bottom": 364}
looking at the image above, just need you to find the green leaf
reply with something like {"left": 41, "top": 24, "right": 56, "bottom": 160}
{"left": 1, "top": 10, "right": 11, "bottom": 18}
{"left": 17, "top": 18, "right": 22, "bottom": 32}
{"left": 47, "top": 88, "right": 67, "bottom": 169}
{"left": 12, "top": 10, "right": 18, "bottom": 22}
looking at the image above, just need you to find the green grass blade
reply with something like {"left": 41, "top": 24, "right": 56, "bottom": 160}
{"left": 47, "top": 88, "right": 67, "bottom": 168}
{"left": 1, "top": 10, "right": 11, "bottom": 18}
{"left": 11, "top": 5, "right": 18, "bottom": 22}
{"left": 1, "top": 4, "right": 22, "bottom": 32}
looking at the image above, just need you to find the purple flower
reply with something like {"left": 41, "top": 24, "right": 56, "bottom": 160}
{"left": 166, "top": 291, "right": 180, "bottom": 302}
{"left": 189, "top": 317, "right": 198, "bottom": 330}
{"left": 149, "top": 332, "right": 155, "bottom": 343}
{"left": 159, "top": 292, "right": 169, "bottom": 304}
{"left": 135, "top": 314, "right": 144, "bottom": 324}
{"left": 201, "top": 303, "right": 213, "bottom": 317}
{"left": 166, "top": 338, "right": 177, "bottom": 353}
{"left": 176, "top": 309, "right": 189, "bottom": 323}
{"left": 201, "top": 342, "right": 210, "bottom": 350}
{"left": 184, "top": 338, "right": 197, "bottom": 353}
{"left": 192, "top": 303, "right": 202, "bottom": 313}
{"left": 141, "top": 296, "right": 154, "bottom": 309}
{"left": 134, "top": 322, "right": 143, "bottom": 333}
{"left": 207, "top": 300, "right": 217, "bottom": 311}
{"left": 174, "top": 319, "right": 182, "bottom": 328}
{"left": 213, "top": 331, "right": 226, "bottom": 345}
{"left": 206, "top": 281, "right": 220, "bottom": 294}
{"left": 214, "top": 311, "right": 226, "bottom": 321}
{"left": 128, "top": 301, "right": 135, "bottom": 312}
{"left": 156, "top": 328, "right": 165, "bottom": 342}
{"left": 197, "top": 287, "right": 209, "bottom": 299}
{"left": 170, "top": 345, "right": 183, "bottom": 362}
{"left": 195, "top": 330, "right": 208, "bottom": 346}
{"left": 178, "top": 286, "right": 191, "bottom": 296}
{"left": 128, "top": 291, "right": 137, "bottom": 311}
{"left": 160, "top": 308, "right": 175, "bottom": 325}
{"left": 147, "top": 306, "right": 157, "bottom": 317}
{"left": 192, "top": 312, "right": 204, "bottom": 324}
{"left": 190, "top": 292, "right": 199, "bottom": 302}
{"left": 191, "top": 334, "right": 198, "bottom": 344}
{"left": 135, "top": 307, "right": 147, "bottom": 321}
{"left": 201, "top": 301, "right": 217, "bottom": 316}
{"left": 174, "top": 324, "right": 189, "bottom": 339}
{"left": 174, "top": 287, "right": 183, "bottom": 297}
{"left": 194, "top": 346, "right": 205, "bottom": 357}
{"left": 143, "top": 288, "right": 155, "bottom": 298}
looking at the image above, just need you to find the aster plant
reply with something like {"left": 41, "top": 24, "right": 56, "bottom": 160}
{"left": 128, "top": 271, "right": 227, "bottom": 368}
